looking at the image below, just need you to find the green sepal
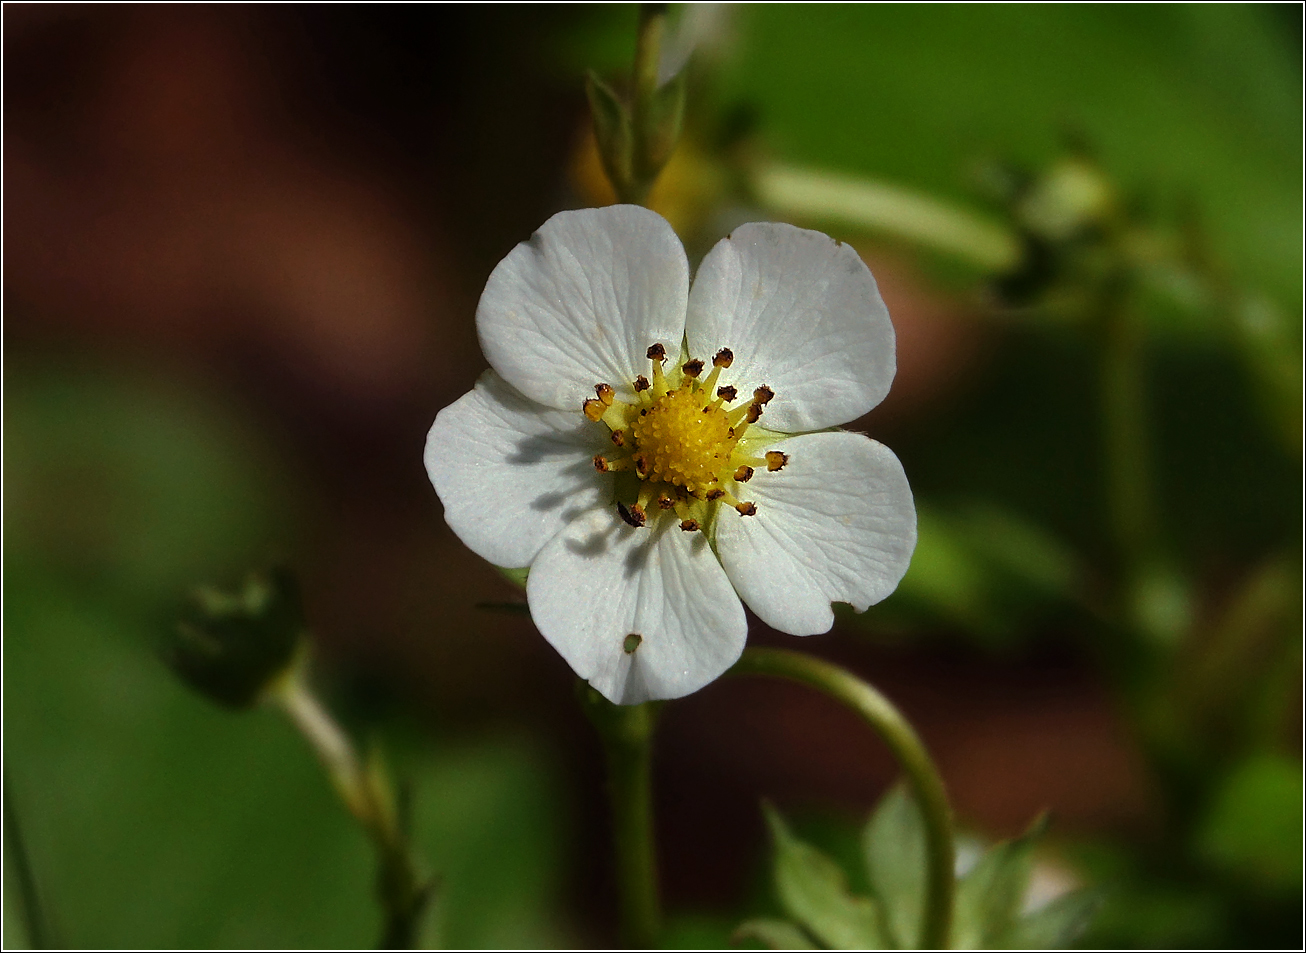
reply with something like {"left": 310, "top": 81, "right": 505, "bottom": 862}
{"left": 495, "top": 565, "right": 530, "bottom": 589}
{"left": 165, "top": 567, "right": 305, "bottom": 709}
{"left": 999, "top": 888, "right": 1103, "bottom": 949}
{"left": 586, "top": 69, "right": 634, "bottom": 199}
{"left": 763, "top": 803, "right": 888, "bottom": 950}
{"left": 863, "top": 783, "right": 928, "bottom": 948}
{"left": 732, "top": 918, "right": 818, "bottom": 949}
{"left": 952, "top": 814, "right": 1047, "bottom": 949}
{"left": 634, "top": 70, "right": 686, "bottom": 182}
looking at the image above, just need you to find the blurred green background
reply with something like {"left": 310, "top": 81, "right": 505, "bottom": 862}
{"left": 5, "top": 5, "right": 1300, "bottom": 948}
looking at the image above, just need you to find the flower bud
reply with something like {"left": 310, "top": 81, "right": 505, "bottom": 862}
{"left": 166, "top": 568, "right": 305, "bottom": 709}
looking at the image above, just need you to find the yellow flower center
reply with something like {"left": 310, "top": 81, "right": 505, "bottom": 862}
{"left": 583, "top": 344, "right": 789, "bottom": 532}
{"left": 628, "top": 387, "right": 733, "bottom": 493}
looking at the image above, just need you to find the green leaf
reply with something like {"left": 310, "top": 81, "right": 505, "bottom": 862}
{"left": 1000, "top": 888, "right": 1103, "bottom": 949}
{"left": 862, "top": 784, "right": 927, "bottom": 949}
{"left": 764, "top": 804, "right": 887, "bottom": 950}
{"left": 952, "top": 816, "right": 1046, "bottom": 949}
{"left": 733, "top": 917, "right": 819, "bottom": 949}
{"left": 1194, "top": 753, "right": 1304, "bottom": 896}
{"left": 585, "top": 69, "right": 633, "bottom": 196}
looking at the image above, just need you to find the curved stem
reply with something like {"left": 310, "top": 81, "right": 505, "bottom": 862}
{"left": 729, "top": 647, "right": 955, "bottom": 950}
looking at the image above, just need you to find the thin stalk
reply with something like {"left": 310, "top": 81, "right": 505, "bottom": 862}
{"left": 3, "top": 783, "right": 51, "bottom": 949}
{"left": 580, "top": 688, "right": 661, "bottom": 948}
{"left": 1099, "top": 279, "right": 1155, "bottom": 573}
{"left": 271, "top": 666, "right": 431, "bottom": 949}
{"left": 729, "top": 647, "right": 956, "bottom": 950}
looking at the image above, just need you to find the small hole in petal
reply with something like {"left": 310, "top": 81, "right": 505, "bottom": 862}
{"left": 623, "top": 633, "right": 643, "bottom": 654}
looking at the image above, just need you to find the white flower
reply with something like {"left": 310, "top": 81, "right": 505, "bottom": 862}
{"left": 425, "top": 205, "right": 916, "bottom": 705}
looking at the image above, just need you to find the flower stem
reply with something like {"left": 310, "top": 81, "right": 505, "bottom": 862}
{"left": 271, "top": 662, "right": 433, "bottom": 949}
{"left": 579, "top": 685, "right": 661, "bottom": 948}
{"left": 729, "top": 647, "right": 956, "bottom": 950}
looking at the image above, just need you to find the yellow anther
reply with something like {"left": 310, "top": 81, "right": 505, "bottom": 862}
{"left": 583, "top": 398, "right": 606, "bottom": 422}
{"left": 765, "top": 451, "right": 789, "bottom": 472}
{"left": 595, "top": 383, "right": 615, "bottom": 405}
{"left": 734, "top": 465, "right": 754, "bottom": 483}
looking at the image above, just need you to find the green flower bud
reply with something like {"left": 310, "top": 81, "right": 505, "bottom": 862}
{"left": 167, "top": 568, "right": 305, "bottom": 709}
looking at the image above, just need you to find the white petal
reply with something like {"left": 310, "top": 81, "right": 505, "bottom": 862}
{"left": 477, "top": 205, "right": 689, "bottom": 411}
{"left": 716, "top": 431, "right": 916, "bottom": 635}
{"left": 425, "top": 371, "right": 610, "bottom": 569}
{"left": 685, "top": 222, "right": 895, "bottom": 432}
{"left": 527, "top": 508, "right": 747, "bottom": 704}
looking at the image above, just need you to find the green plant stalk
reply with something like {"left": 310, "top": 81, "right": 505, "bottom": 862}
{"left": 272, "top": 665, "right": 431, "bottom": 949}
{"left": 3, "top": 783, "right": 51, "bottom": 949}
{"left": 618, "top": 3, "right": 671, "bottom": 205}
{"left": 580, "top": 689, "right": 662, "bottom": 948}
{"left": 729, "top": 647, "right": 956, "bottom": 949}
{"left": 1099, "top": 282, "right": 1156, "bottom": 574}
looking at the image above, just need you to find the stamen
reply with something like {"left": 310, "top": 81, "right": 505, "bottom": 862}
{"left": 594, "top": 454, "right": 633, "bottom": 472}
{"left": 583, "top": 398, "right": 606, "bottom": 422}
{"left": 617, "top": 501, "right": 646, "bottom": 528}
{"left": 648, "top": 343, "right": 668, "bottom": 396}
{"left": 633, "top": 453, "right": 650, "bottom": 478}
{"left": 682, "top": 358, "right": 704, "bottom": 379}
{"left": 716, "top": 385, "right": 738, "bottom": 402}
{"left": 595, "top": 383, "right": 615, "bottom": 405}
{"left": 611, "top": 430, "right": 626, "bottom": 447}
{"left": 711, "top": 485, "right": 758, "bottom": 516}
{"left": 753, "top": 385, "right": 775, "bottom": 406}
{"left": 765, "top": 451, "right": 789, "bottom": 472}
{"left": 734, "top": 465, "right": 754, "bottom": 482}
{"left": 657, "top": 493, "right": 675, "bottom": 510}
{"left": 679, "top": 518, "right": 700, "bottom": 532}
{"left": 713, "top": 348, "right": 734, "bottom": 368}
{"left": 633, "top": 375, "right": 651, "bottom": 393}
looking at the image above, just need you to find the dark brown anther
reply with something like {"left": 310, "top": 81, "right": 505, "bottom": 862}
{"left": 716, "top": 385, "right": 738, "bottom": 402}
{"left": 735, "top": 501, "right": 758, "bottom": 517}
{"left": 646, "top": 343, "right": 667, "bottom": 362}
{"left": 583, "top": 398, "right": 606, "bottom": 422}
{"left": 633, "top": 375, "right": 651, "bottom": 392}
{"left": 610, "top": 430, "right": 626, "bottom": 447}
{"left": 679, "top": 519, "right": 700, "bottom": 532}
{"left": 734, "top": 465, "right": 754, "bottom": 483}
{"left": 617, "top": 502, "right": 647, "bottom": 528}
{"left": 593, "top": 454, "right": 610, "bottom": 472}
{"left": 713, "top": 348, "right": 734, "bottom": 368}
{"left": 706, "top": 488, "right": 725, "bottom": 501}
{"left": 594, "top": 383, "right": 615, "bottom": 405}
{"left": 657, "top": 495, "right": 675, "bottom": 510}
{"left": 634, "top": 454, "right": 650, "bottom": 478}
{"left": 753, "top": 385, "right": 775, "bottom": 406}
{"left": 746, "top": 403, "right": 764, "bottom": 424}
{"left": 765, "top": 451, "right": 789, "bottom": 472}
{"left": 682, "top": 358, "right": 705, "bottom": 378}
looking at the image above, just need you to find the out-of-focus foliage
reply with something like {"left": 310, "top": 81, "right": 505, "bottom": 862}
{"left": 739, "top": 787, "right": 1098, "bottom": 950}
{"left": 3, "top": 363, "right": 570, "bottom": 948}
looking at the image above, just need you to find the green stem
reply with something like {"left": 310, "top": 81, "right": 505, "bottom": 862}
{"left": 1099, "top": 279, "right": 1155, "bottom": 573}
{"left": 729, "top": 647, "right": 956, "bottom": 950}
{"left": 273, "top": 665, "right": 432, "bottom": 949}
{"left": 580, "top": 686, "right": 661, "bottom": 948}
{"left": 3, "top": 783, "right": 51, "bottom": 949}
